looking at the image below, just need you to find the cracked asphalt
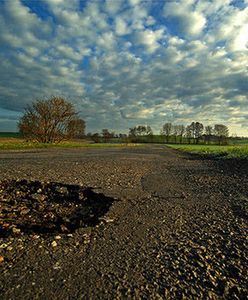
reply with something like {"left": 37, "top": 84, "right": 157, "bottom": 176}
{"left": 0, "top": 145, "right": 247, "bottom": 299}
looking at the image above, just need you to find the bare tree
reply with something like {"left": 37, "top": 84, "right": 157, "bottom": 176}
{"left": 161, "top": 123, "right": 172, "bottom": 143}
{"left": 178, "top": 125, "right": 185, "bottom": 144}
{"left": 18, "top": 96, "right": 84, "bottom": 143}
{"left": 145, "top": 125, "right": 153, "bottom": 136}
{"left": 185, "top": 125, "right": 193, "bottom": 144}
{"left": 172, "top": 125, "right": 185, "bottom": 144}
{"left": 67, "top": 118, "right": 85, "bottom": 139}
{"left": 118, "top": 133, "right": 128, "bottom": 143}
{"left": 188, "top": 122, "right": 204, "bottom": 144}
{"left": 118, "top": 133, "right": 127, "bottom": 139}
{"left": 128, "top": 127, "right": 136, "bottom": 139}
{"left": 173, "top": 125, "right": 180, "bottom": 143}
{"left": 195, "top": 122, "right": 204, "bottom": 144}
{"left": 91, "top": 133, "right": 100, "bottom": 143}
{"left": 214, "top": 124, "right": 229, "bottom": 145}
{"left": 102, "top": 129, "right": 114, "bottom": 143}
{"left": 129, "top": 125, "right": 153, "bottom": 136}
{"left": 205, "top": 125, "right": 213, "bottom": 144}
{"left": 136, "top": 125, "right": 153, "bottom": 136}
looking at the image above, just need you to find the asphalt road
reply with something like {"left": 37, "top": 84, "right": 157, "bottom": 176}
{"left": 0, "top": 145, "right": 247, "bottom": 299}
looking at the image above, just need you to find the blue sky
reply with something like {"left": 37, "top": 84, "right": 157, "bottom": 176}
{"left": 0, "top": 0, "right": 247, "bottom": 135}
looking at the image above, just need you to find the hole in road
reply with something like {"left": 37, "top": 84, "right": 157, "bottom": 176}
{"left": 0, "top": 179, "right": 117, "bottom": 237}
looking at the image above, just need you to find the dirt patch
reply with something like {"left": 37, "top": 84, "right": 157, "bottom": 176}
{"left": 0, "top": 179, "right": 117, "bottom": 237}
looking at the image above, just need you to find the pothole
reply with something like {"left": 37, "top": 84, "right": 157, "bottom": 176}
{"left": 0, "top": 179, "right": 117, "bottom": 237}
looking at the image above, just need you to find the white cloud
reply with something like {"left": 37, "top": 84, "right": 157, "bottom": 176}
{"left": 115, "top": 17, "right": 130, "bottom": 36}
{"left": 129, "top": 0, "right": 141, "bottom": 6}
{"left": 121, "top": 107, "right": 155, "bottom": 119}
{"left": 135, "top": 28, "right": 164, "bottom": 53}
{"left": 97, "top": 32, "right": 117, "bottom": 50}
{"left": 232, "top": 24, "right": 248, "bottom": 51}
{"left": 146, "top": 16, "right": 155, "bottom": 26}
{"left": 105, "top": 0, "right": 122, "bottom": 15}
{"left": 195, "top": 0, "right": 232, "bottom": 15}
{"left": 44, "top": 0, "right": 79, "bottom": 11}
{"left": 120, "top": 3, "right": 148, "bottom": 31}
{"left": 56, "top": 44, "right": 84, "bottom": 62}
{"left": 164, "top": 1, "right": 206, "bottom": 37}
{"left": 204, "top": 4, "right": 248, "bottom": 53}
{"left": 0, "top": 0, "right": 248, "bottom": 135}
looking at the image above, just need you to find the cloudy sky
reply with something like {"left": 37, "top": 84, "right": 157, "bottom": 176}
{"left": 0, "top": 0, "right": 247, "bottom": 135}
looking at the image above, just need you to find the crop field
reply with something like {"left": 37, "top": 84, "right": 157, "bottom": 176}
{"left": 167, "top": 144, "right": 248, "bottom": 159}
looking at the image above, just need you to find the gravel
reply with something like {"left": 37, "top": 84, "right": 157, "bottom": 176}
{"left": 0, "top": 145, "right": 247, "bottom": 299}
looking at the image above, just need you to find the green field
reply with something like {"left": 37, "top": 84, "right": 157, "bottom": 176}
{"left": 167, "top": 144, "right": 248, "bottom": 159}
{"left": 0, "top": 138, "right": 138, "bottom": 150}
{"left": 232, "top": 138, "right": 248, "bottom": 145}
{"left": 0, "top": 132, "right": 21, "bottom": 138}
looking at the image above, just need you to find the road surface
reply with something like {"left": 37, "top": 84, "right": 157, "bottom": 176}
{"left": 0, "top": 145, "right": 247, "bottom": 299}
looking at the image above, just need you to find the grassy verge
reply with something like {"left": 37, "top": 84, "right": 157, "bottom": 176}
{"left": 167, "top": 144, "right": 248, "bottom": 159}
{"left": 0, "top": 138, "right": 139, "bottom": 150}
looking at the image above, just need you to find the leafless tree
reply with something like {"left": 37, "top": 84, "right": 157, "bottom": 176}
{"left": 67, "top": 118, "right": 85, "bottom": 139}
{"left": 91, "top": 133, "right": 100, "bottom": 143}
{"left": 205, "top": 125, "right": 213, "bottom": 144}
{"left": 129, "top": 125, "right": 153, "bottom": 136}
{"left": 214, "top": 124, "right": 229, "bottom": 145}
{"left": 161, "top": 123, "right": 172, "bottom": 143}
{"left": 172, "top": 125, "right": 179, "bottom": 143}
{"left": 102, "top": 129, "right": 114, "bottom": 143}
{"left": 185, "top": 125, "right": 192, "bottom": 144}
{"left": 188, "top": 122, "right": 204, "bottom": 144}
{"left": 18, "top": 96, "right": 85, "bottom": 143}
{"left": 178, "top": 125, "right": 185, "bottom": 144}
{"left": 128, "top": 125, "right": 153, "bottom": 142}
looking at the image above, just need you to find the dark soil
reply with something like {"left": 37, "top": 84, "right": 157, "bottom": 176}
{"left": 0, "top": 145, "right": 247, "bottom": 299}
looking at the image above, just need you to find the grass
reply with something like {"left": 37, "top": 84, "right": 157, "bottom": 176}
{"left": 232, "top": 138, "right": 248, "bottom": 145}
{"left": 0, "top": 138, "right": 139, "bottom": 150}
{"left": 0, "top": 132, "right": 21, "bottom": 138}
{"left": 167, "top": 144, "right": 248, "bottom": 159}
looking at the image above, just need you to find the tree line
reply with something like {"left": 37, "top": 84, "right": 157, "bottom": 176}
{"left": 88, "top": 122, "right": 229, "bottom": 145}
{"left": 18, "top": 97, "right": 230, "bottom": 145}
{"left": 161, "top": 122, "right": 229, "bottom": 145}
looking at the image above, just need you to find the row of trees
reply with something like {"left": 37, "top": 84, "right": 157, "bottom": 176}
{"left": 161, "top": 122, "right": 229, "bottom": 145}
{"left": 87, "top": 129, "right": 116, "bottom": 143}
{"left": 18, "top": 97, "right": 230, "bottom": 145}
{"left": 88, "top": 122, "right": 229, "bottom": 145}
{"left": 129, "top": 125, "right": 153, "bottom": 137}
{"left": 87, "top": 126, "right": 153, "bottom": 143}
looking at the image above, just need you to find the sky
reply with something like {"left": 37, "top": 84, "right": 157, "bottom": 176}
{"left": 0, "top": 0, "right": 247, "bottom": 135}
